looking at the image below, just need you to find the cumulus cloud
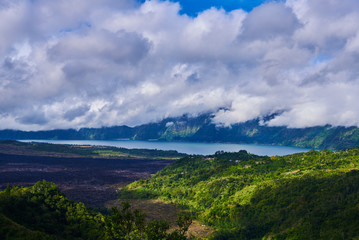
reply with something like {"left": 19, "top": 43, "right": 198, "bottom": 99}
{"left": 240, "top": 2, "right": 301, "bottom": 40}
{"left": 0, "top": 0, "right": 359, "bottom": 130}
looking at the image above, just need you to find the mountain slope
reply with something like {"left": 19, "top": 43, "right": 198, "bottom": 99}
{"left": 1, "top": 114, "right": 359, "bottom": 150}
{"left": 119, "top": 149, "right": 359, "bottom": 239}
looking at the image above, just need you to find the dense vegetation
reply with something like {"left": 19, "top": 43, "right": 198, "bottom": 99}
{"left": 1, "top": 114, "right": 359, "bottom": 150}
{"left": 119, "top": 149, "right": 359, "bottom": 239}
{"left": 0, "top": 181, "right": 194, "bottom": 240}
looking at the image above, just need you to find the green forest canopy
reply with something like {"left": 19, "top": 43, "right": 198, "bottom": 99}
{"left": 0, "top": 181, "right": 193, "bottom": 240}
{"left": 119, "top": 149, "right": 359, "bottom": 239}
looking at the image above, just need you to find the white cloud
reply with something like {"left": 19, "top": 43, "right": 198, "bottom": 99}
{"left": 1, "top": 0, "right": 359, "bottom": 130}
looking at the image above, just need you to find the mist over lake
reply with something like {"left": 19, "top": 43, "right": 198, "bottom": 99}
{"left": 20, "top": 140, "right": 311, "bottom": 156}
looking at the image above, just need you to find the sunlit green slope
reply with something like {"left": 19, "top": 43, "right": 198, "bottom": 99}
{"left": 119, "top": 149, "right": 359, "bottom": 239}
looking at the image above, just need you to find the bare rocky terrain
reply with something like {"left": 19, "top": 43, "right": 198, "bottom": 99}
{"left": 0, "top": 142, "right": 173, "bottom": 207}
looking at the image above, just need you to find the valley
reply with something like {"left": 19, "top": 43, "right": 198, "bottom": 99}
{"left": 2, "top": 140, "right": 359, "bottom": 239}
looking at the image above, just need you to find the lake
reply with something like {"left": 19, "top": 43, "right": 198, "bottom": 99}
{"left": 19, "top": 140, "right": 311, "bottom": 156}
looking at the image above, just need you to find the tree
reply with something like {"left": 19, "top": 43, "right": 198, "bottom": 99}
{"left": 104, "top": 201, "right": 194, "bottom": 240}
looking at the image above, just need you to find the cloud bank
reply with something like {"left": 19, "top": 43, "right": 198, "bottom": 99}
{"left": 1, "top": 0, "right": 359, "bottom": 130}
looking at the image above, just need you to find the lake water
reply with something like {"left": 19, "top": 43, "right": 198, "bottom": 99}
{"left": 20, "top": 139, "right": 311, "bottom": 156}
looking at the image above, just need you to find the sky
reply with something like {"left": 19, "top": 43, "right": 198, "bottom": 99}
{"left": 1, "top": 0, "right": 359, "bottom": 130}
{"left": 152, "top": 0, "right": 269, "bottom": 16}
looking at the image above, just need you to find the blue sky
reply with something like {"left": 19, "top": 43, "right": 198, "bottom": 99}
{"left": 158, "top": 0, "right": 269, "bottom": 15}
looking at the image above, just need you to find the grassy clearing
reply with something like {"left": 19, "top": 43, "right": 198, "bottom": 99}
{"left": 106, "top": 198, "right": 214, "bottom": 239}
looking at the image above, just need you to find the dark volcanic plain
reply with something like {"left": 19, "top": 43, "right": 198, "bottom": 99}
{"left": 0, "top": 150, "right": 173, "bottom": 207}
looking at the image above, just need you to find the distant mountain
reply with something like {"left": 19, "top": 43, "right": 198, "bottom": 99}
{"left": 1, "top": 114, "right": 359, "bottom": 150}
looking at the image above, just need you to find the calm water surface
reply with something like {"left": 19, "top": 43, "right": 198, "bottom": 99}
{"left": 20, "top": 140, "right": 311, "bottom": 156}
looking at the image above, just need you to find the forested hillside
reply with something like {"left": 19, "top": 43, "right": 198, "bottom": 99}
{"left": 1, "top": 114, "right": 359, "bottom": 150}
{"left": 0, "top": 181, "right": 193, "bottom": 240}
{"left": 119, "top": 149, "right": 359, "bottom": 239}
{"left": 2, "top": 141, "right": 359, "bottom": 239}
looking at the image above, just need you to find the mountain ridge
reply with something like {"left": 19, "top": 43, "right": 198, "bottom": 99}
{"left": 1, "top": 114, "right": 359, "bottom": 150}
